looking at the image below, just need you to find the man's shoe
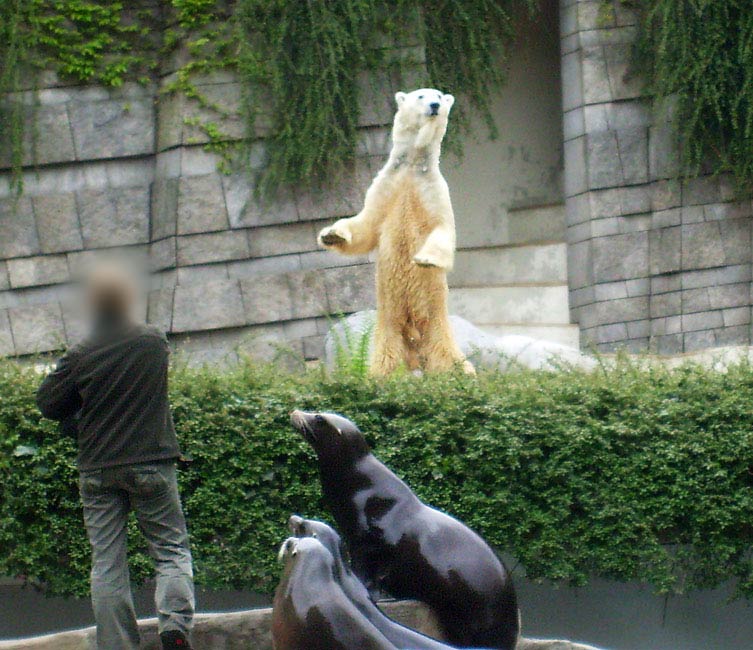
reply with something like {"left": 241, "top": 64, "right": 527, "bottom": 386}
{"left": 160, "top": 630, "right": 192, "bottom": 649}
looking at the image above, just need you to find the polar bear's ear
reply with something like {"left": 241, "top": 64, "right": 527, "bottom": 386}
{"left": 443, "top": 93, "right": 455, "bottom": 108}
{"left": 395, "top": 91, "right": 407, "bottom": 106}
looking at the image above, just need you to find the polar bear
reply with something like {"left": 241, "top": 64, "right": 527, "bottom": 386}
{"left": 318, "top": 88, "right": 473, "bottom": 375}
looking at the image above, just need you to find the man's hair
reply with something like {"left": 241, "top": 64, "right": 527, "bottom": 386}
{"left": 86, "top": 263, "right": 137, "bottom": 320}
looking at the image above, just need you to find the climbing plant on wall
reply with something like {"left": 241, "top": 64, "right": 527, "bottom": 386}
{"left": 0, "top": 0, "right": 535, "bottom": 196}
{"left": 635, "top": 0, "right": 753, "bottom": 189}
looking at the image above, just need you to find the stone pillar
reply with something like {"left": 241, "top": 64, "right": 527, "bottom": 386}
{"left": 560, "top": 0, "right": 752, "bottom": 353}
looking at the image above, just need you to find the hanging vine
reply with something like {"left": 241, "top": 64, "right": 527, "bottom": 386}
{"left": 634, "top": 0, "right": 753, "bottom": 189}
{"left": 1, "top": 0, "right": 536, "bottom": 197}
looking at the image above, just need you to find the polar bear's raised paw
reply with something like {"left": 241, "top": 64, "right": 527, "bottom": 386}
{"left": 412, "top": 253, "right": 445, "bottom": 269}
{"left": 319, "top": 226, "right": 351, "bottom": 248}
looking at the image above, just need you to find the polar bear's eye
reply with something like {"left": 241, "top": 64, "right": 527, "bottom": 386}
{"left": 418, "top": 95, "right": 424, "bottom": 99}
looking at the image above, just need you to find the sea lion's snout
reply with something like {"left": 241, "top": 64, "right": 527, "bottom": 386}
{"left": 278, "top": 537, "right": 299, "bottom": 562}
{"left": 288, "top": 514, "right": 305, "bottom": 535}
{"left": 290, "top": 409, "right": 310, "bottom": 430}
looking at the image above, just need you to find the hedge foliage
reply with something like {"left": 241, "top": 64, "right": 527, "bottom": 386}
{"left": 1, "top": 358, "right": 752, "bottom": 599}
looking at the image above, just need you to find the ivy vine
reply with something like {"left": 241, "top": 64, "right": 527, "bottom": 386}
{"left": 634, "top": 0, "right": 753, "bottom": 190}
{"left": 1, "top": 1, "right": 535, "bottom": 197}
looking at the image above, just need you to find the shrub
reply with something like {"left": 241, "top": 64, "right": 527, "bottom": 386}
{"left": 1, "top": 358, "right": 752, "bottom": 599}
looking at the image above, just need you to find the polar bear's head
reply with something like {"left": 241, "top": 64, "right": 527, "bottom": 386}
{"left": 394, "top": 88, "right": 454, "bottom": 129}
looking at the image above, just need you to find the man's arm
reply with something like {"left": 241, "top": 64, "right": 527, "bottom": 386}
{"left": 36, "top": 350, "right": 83, "bottom": 422}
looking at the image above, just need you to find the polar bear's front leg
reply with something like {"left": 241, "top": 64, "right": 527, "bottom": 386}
{"left": 413, "top": 226, "right": 455, "bottom": 270}
{"left": 318, "top": 212, "right": 379, "bottom": 256}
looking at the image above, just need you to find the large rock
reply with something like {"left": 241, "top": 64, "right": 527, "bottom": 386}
{"left": 324, "top": 311, "right": 596, "bottom": 372}
{"left": 0, "top": 602, "right": 605, "bottom": 650}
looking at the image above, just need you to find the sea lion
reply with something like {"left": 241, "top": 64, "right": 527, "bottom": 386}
{"left": 290, "top": 410, "right": 520, "bottom": 650}
{"left": 289, "top": 515, "right": 465, "bottom": 650}
{"left": 272, "top": 536, "right": 397, "bottom": 650}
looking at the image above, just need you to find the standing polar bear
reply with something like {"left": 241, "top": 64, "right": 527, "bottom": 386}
{"left": 318, "top": 88, "right": 473, "bottom": 375}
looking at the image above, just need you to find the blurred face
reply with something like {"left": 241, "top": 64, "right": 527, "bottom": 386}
{"left": 84, "top": 260, "right": 140, "bottom": 322}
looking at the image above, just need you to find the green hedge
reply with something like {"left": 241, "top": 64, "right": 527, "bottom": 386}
{"left": 1, "top": 358, "right": 752, "bottom": 599}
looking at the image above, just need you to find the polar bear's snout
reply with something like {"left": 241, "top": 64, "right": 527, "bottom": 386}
{"left": 429, "top": 102, "right": 440, "bottom": 116}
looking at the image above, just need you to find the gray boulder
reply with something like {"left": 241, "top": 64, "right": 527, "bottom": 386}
{"left": 324, "top": 311, "right": 597, "bottom": 372}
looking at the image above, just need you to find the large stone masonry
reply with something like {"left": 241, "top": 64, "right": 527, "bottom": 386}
{"left": 560, "top": 0, "right": 753, "bottom": 353}
{"left": 0, "top": 42, "right": 424, "bottom": 362}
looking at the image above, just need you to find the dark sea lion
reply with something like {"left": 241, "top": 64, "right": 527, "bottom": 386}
{"left": 290, "top": 410, "right": 520, "bottom": 650}
{"left": 289, "top": 515, "right": 472, "bottom": 650}
{"left": 272, "top": 536, "right": 397, "bottom": 650}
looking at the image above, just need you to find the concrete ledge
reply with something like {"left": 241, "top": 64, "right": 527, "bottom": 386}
{"left": 0, "top": 602, "right": 604, "bottom": 650}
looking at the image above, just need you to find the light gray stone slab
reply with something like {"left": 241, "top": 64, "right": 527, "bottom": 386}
{"left": 176, "top": 174, "right": 229, "bottom": 235}
{"left": 682, "top": 310, "right": 724, "bottom": 333}
{"left": 578, "top": 0, "right": 611, "bottom": 30}
{"left": 171, "top": 278, "right": 245, "bottom": 332}
{"left": 648, "top": 125, "right": 679, "bottom": 180}
{"left": 649, "top": 226, "right": 681, "bottom": 275}
{"left": 592, "top": 231, "right": 648, "bottom": 283}
{"left": 0, "top": 309, "right": 14, "bottom": 356}
{"left": 0, "top": 263, "right": 8, "bottom": 291}
{"left": 150, "top": 236, "right": 176, "bottom": 272}
{"left": 594, "top": 281, "right": 627, "bottom": 302}
{"left": 720, "top": 217, "right": 751, "bottom": 265}
{"left": 564, "top": 137, "right": 587, "bottom": 197}
{"left": 150, "top": 178, "right": 179, "bottom": 239}
{"left": 60, "top": 298, "right": 89, "bottom": 345}
{"left": 323, "top": 264, "right": 376, "bottom": 314}
{"left": 7, "top": 255, "right": 69, "bottom": 288}
{"left": 587, "top": 131, "right": 621, "bottom": 189}
{"left": 652, "top": 208, "right": 681, "bottom": 229}
{"left": 722, "top": 306, "right": 750, "bottom": 328}
{"left": 682, "top": 176, "right": 720, "bottom": 206}
{"left": 69, "top": 96, "right": 154, "bottom": 160}
{"left": 651, "top": 274, "right": 681, "bottom": 295}
{"left": 147, "top": 287, "right": 174, "bottom": 332}
{"left": 177, "top": 230, "right": 249, "bottom": 266}
{"left": 296, "top": 158, "right": 372, "bottom": 221}
{"left": 561, "top": 51, "right": 584, "bottom": 112}
{"left": 227, "top": 255, "right": 302, "bottom": 279}
{"left": 33, "top": 194, "right": 83, "bottom": 253}
{"left": 176, "top": 263, "right": 228, "bottom": 285}
{"left": 180, "top": 82, "right": 244, "bottom": 144}
{"left": 76, "top": 187, "right": 150, "bottom": 248}
{"left": 616, "top": 127, "right": 648, "bottom": 184}
{"left": 681, "top": 223, "right": 726, "bottom": 270}
{"left": 563, "top": 107, "right": 585, "bottom": 141}
{"left": 240, "top": 274, "right": 294, "bottom": 324}
{"left": 651, "top": 179, "right": 681, "bottom": 211}
{"left": 8, "top": 302, "right": 65, "bottom": 354}
{"left": 581, "top": 46, "right": 612, "bottom": 104}
{"left": 565, "top": 192, "right": 591, "bottom": 226}
{"left": 567, "top": 239, "right": 593, "bottom": 289}
{"left": 247, "top": 222, "right": 318, "bottom": 258}
{"left": 604, "top": 43, "right": 642, "bottom": 101}
{"left": 30, "top": 105, "right": 77, "bottom": 166}
{"left": 652, "top": 332, "right": 683, "bottom": 354}
{"left": 650, "top": 291, "right": 681, "bottom": 318}
{"left": 681, "top": 264, "right": 751, "bottom": 290}
{"left": 222, "top": 173, "right": 298, "bottom": 228}
{"left": 287, "top": 270, "right": 329, "bottom": 319}
{"left": 0, "top": 197, "right": 40, "bottom": 258}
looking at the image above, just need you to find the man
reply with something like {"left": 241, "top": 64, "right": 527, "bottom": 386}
{"left": 37, "top": 264, "right": 195, "bottom": 650}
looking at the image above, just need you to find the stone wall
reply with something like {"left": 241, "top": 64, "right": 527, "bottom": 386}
{"left": 560, "top": 0, "right": 753, "bottom": 353}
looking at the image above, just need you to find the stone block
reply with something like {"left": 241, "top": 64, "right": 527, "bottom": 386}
{"left": 648, "top": 125, "right": 679, "bottom": 180}
{"left": 564, "top": 138, "right": 587, "bottom": 197}
{"left": 616, "top": 127, "right": 648, "bottom": 184}
{"left": 0, "top": 263, "right": 8, "bottom": 291}
{"left": 248, "top": 222, "right": 318, "bottom": 259}
{"left": 581, "top": 46, "right": 612, "bottom": 104}
{"left": 7, "top": 255, "right": 69, "bottom": 288}
{"left": 593, "top": 296, "right": 648, "bottom": 325}
{"left": 181, "top": 82, "right": 244, "bottom": 144}
{"left": 69, "top": 96, "right": 154, "bottom": 160}
{"left": 589, "top": 188, "right": 622, "bottom": 219}
{"left": 171, "top": 278, "right": 245, "bottom": 332}
{"left": 587, "top": 131, "right": 621, "bottom": 189}
{"left": 561, "top": 52, "right": 584, "bottom": 112}
{"left": 240, "top": 274, "right": 294, "bottom": 324}
{"left": 150, "top": 237, "right": 177, "bottom": 272}
{"left": 722, "top": 306, "right": 750, "bottom": 328}
{"left": 567, "top": 239, "right": 593, "bottom": 289}
{"left": 221, "top": 173, "right": 298, "bottom": 228}
{"left": 652, "top": 332, "right": 683, "bottom": 354}
{"left": 569, "top": 286, "right": 595, "bottom": 309}
{"left": 626, "top": 277, "right": 650, "bottom": 297}
{"left": 592, "top": 231, "right": 648, "bottom": 283}
{"left": 649, "top": 226, "right": 681, "bottom": 275}
{"left": 563, "top": 108, "right": 584, "bottom": 141}
{"left": 620, "top": 186, "right": 650, "bottom": 216}
{"left": 627, "top": 319, "right": 650, "bottom": 339}
{"left": 720, "top": 218, "right": 751, "bottom": 265}
{"left": 560, "top": 0, "right": 578, "bottom": 36}
{"left": 147, "top": 287, "right": 174, "bottom": 332}
{"left": 0, "top": 309, "right": 14, "bottom": 356}
{"left": 60, "top": 298, "right": 89, "bottom": 344}
{"left": 682, "top": 310, "right": 723, "bottom": 332}
{"left": 33, "top": 194, "right": 83, "bottom": 253}
{"left": 177, "top": 174, "right": 229, "bottom": 235}
{"left": 680, "top": 205, "right": 704, "bottom": 224}
{"left": 0, "top": 197, "right": 40, "bottom": 258}
{"left": 150, "top": 178, "right": 179, "bottom": 239}
{"left": 77, "top": 186, "right": 150, "bottom": 248}
{"left": 682, "top": 176, "right": 720, "bottom": 206}
{"left": 287, "top": 270, "right": 329, "bottom": 319}
{"left": 565, "top": 193, "right": 591, "bottom": 227}
{"left": 681, "top": 264, "right": 751, "bottom": 290}
{"left": 707, "top": 283, "right": 750, "bottom": 309}
{"left": 303, "top": 334, "right": 326, "bottom": 360}
{"left": 651, "top": 274, "right": 681, "bottom": 294}
{"left": 176, "top": 264, "right": 228, "bottom": 285}
{"left": 652, "top": 208, "right": 681, "bottom": 229}
{"left": 650, "top": 291, "right": 681, "bottom": 318}
{"left": 651, "top": 179, "right": 681, "bottom": 211}
{"left": 177, "top": 230, "right": 250, "bottom": 266}
{"left": 594, "top": 281, "right": 627, "bottom": 301}
{"left": 8, "top": 302, "right": 65, "bottom": 354}
{"left": 296, "top": 158, "right": 372, "bottom": 221}
{"left": 593, "top": 322, "right": 628, "bottom": 344}
{"left": 703, "top": 201, "right": 752, "bottom": 222}
{"left": 561, "top": 32, "right": 579, "bottom": 55}
{"left": 31, "top": 104, "right": 77, "bottom": 166}
{"left": 323, "top": 264, "right": 376, "bottom": 314}
{"left": 604, "top": 43, "right": 642, "bottom": 101}
{"left": 681, "top": 222, "right": 738, "bottom": 270}
{"left": 590, "top": 219, "right": 617, "bottom": 238}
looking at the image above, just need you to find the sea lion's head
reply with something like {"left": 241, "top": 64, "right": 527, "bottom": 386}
{"left": 277, "top": 536, "right": 336, "bottom": 578}
{"left": 290, "top": 410, "right": 370, "bottom": 462}
{"left": 288, "top": 515, "right": 344, "bottom": 560}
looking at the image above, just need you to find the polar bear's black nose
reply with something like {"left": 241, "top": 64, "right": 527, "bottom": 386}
{"left": 429, "top": 102, "right": 440, "bottom": 115}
